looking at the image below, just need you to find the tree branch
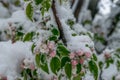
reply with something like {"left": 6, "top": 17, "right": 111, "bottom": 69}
{"left": 52, "top": 0, "right": 67, "bottom": 46}
{"left": 74, "top": 0, "right": 84, "bottom": 22}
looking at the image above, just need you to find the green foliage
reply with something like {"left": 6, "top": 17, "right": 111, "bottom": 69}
{"left": 57, "top": 44, "right": 70, "bottom": 56}
{"left": 67, "top": 19, "right": 75, "bottom": 28}
{"left": 23, "top": 32, "right": 35, "bottom": 42}
{"left": 41, "top": 0, "right": 51, "bottom": 16}
{"left": 35, "top": 0, "right": 43, "bottom": 5}
{"left": 35, "top": 54, "right": 41, "bottom": 67}
{"left": 73, "top": 74, "right": 81, "bottom": 80}
{"left": 50, "top": 57, "right": 61, "bottom": 75}
{"left": 26, "top": 2, "right": 33, "bottom": 21}
{"left": 49, "top": 27, "right": 59, "bottom": 41}
{"left": 51, "top": 28, "right": 60, "bottom": 36}
{"left": 61, "top": 57, "right": 71, "bottom": 68}
{"left": 65, "top": 62, "right": 72, "bottom": 79}
{"left": 89, "top": 60, "right": 99, "bottom": 80}
{"left": 49, "top": 35, "right": 58, "bottom": 41}
{"left": 31, "top": 43, "right": 36, "bottom": 53}
{"left": 98, "top": 61, "right": 103, "bottom": 70}
{"left": 92, "top": 54, "right": 98, "bottom": 61}
{"left": 35, "top": 54, "right": 49, "bottom": 73}
{"left": 117, "top": 60, "right": 120, "bottom": 71}
{"left": 94, "top": 33, "right": 106, "bottom": 44}
{"left": 76, "top": 63, "right": 82, "bottom": 74}
{"left": 82, "top": 20, "right": 92, "bottom": 25}
{"left": 105, "top": 58, "right": 114, "bottom": 68}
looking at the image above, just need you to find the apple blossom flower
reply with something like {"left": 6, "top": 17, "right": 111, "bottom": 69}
{"left": 52, "top": 76, "right": 58, "bottom": 80}
{"left": 69, "top": 52, "right": 75, "bottom": 59}
{"left": 71, "top": 60, "right": 78, "bottom": 66}
{"left": 0, "top": 75, "right": 7, "bottom": 80}
{"left": 76, "top": 50, "right": 84, "bottom": 56}
{"left": 29, "top": 63, "right": 35, "bottom": 71}
{"left": 49, "top": 50, "right": 56, "bottom": 57}
{"left": 104, "top": 53, "right": 111, "bottom": 59}
{"left": 85, "top": 52, "right": 91, "bottom": 58}
{"left": 40, "top": 44, "right": 49, "bottom": 53}
{"left": 34, "top": 47, "right": 40, "bottom": 54}
{"left": 21, "top": 58, "right": 35, "bottom": 70}
{"left": 80, "top": 58, "right": 84, "bottom": 64}
{"left": 47, "top": 41, "right": 55, "bottom": 50}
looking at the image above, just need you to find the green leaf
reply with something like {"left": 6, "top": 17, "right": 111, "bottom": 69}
{"left": 35, "top": 0, "right": 43, "bottom": 5}
{"left": 40, "top": 54, "right": 46, "bottom": 64}
{"left": 94, "top": 33, "right": 106, "bottom": 44}
{"left": 16, "top": 31, "right": 24, "bottom": 37}
{"left": 73, "top": 74, "right": 81, "bottom": 80}
{"left": 31, "top": 43, "right": 35, "bottom": 53}
{"left": 116, "top": 48, "right": 120, "bottom": 52}
{"left": 23, "top": 32, "right": 35, "bottom": 42}
{"left": 67, "top": 19, "right": 75, "bottom": 27}
{"left": 114, "top": 54, "right": 120, "bottom": 58}
{"left": 40, "top": 63, "right": 49, "bottom": 74}
{"left": 105, "top": 58, "right": 114, "bottom": 68}
{"left": 26, "top": 2, "right": 33, "bottom": 21}
{"left": 45, "top": 1, "right": 51, "bottom": 11}
{"left": 65, "top": 62, "right": 72, "bottom": 79}
{"left": 57, "top": 44, "right": 70, "bottom": 56}
{"left": 92, "top": 54, "right": 98, "bottom": 61}
{"left": 35, "top": 54, "right": 40, "bottom": 67}
{"left": 61, "top": 57, "right": 70, "bottom": 68}
{"left": 117, "top": 60, "right": 120, "bottom": 70}
{"left": 50, "top": 57, "right": 61, "bottom": 75}
{"left": 51, "top": 28, "right": 60, "bottom": 36}
{"left": 89, "top": 60, "right": 98, "bottom": 80}
{"left": 49, "top": 35, "right": 58, "bottom": 41}
{"left": 76, "top": 63, "right": 82, "bottom": 74}
{"left": 98, "top": 61, "right": 103, "bottom": 70}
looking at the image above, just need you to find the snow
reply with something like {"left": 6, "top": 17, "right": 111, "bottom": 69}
{"left": 0, "top": 3, "right": 10, "bottom": 18}
{"left": 0, "top": 41, "right": 33, "bottom": 80}
{"left": 0, "top": 0, "right": 120, "bottom": 80}
{"left": 102, "top": 64, "right": 117, "bottom": 80}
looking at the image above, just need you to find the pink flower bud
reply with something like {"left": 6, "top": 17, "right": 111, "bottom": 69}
{"left": 69, "top": 52, "right": 75, "bottom": 59}
{"left": 104, "top": 53, "right": 111, "bottom": 59}
{"left": 52, "top": 76, "right": 58, "bottom": 80}
{"left": 76, "top": 50, "right": 84, "bottom": 56}
{"left": 47, "top": 41, "right": 55, "bottom": 50}
{"left": 50, "top": 50, "right": 56, "bottom": 57}
{"left": 29, "top": 63, "right": 35, "bottom": 71}
{"left": 71, "top": 60, "right": 78, "bottom": 66}
{"left": 85, "top": 52, "right": 91, "bottom": 58}
{"left": 80, "top": 58, "right": 84, "bottom": 64}
{"left": 0, "top": 75, "right": 7, "bottom": 80}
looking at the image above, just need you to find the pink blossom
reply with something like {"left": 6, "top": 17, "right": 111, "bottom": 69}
{"left": 29, "top": 63, "right": 35, "bottom": 71}
{"left": 69, "top": 52, "right": 75, "bottom": 59}
{"left": 49, "top": 50, "right": 56, "bottom": 57}
{"left": 53, "top": 76, "right": 58, "bottom": 80}
{"left": 0, "top": 75, "right": 7, "bottom": 80}
{"left": 71, "top": 60, "right": 78, "bottom": 66}
{"left": 34, "top": 47, "right": 40, "bottom": 54}
{"left": 76, "top": 50, "right": 84, "bottom": 56}
{"left": 85, "top": 52, "right": 91, "bottom": 58}
{"left": 104, "top": 53, "right": 111, "bottom": 59}
{"left": 80, "top": 58, "right": 84, "bottom": 64}
{"left": 47, "top": 41, "right": 55, "bottom": 50}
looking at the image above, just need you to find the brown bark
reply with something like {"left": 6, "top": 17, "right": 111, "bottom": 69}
{"left": 71, "top": 0, "right": 75, "bottom": 8}
{"left": 74, "top": 0, "right": 84, "bottom": 22}
{"left": 52, "top": 0, "right": 67, "bottom": 46}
